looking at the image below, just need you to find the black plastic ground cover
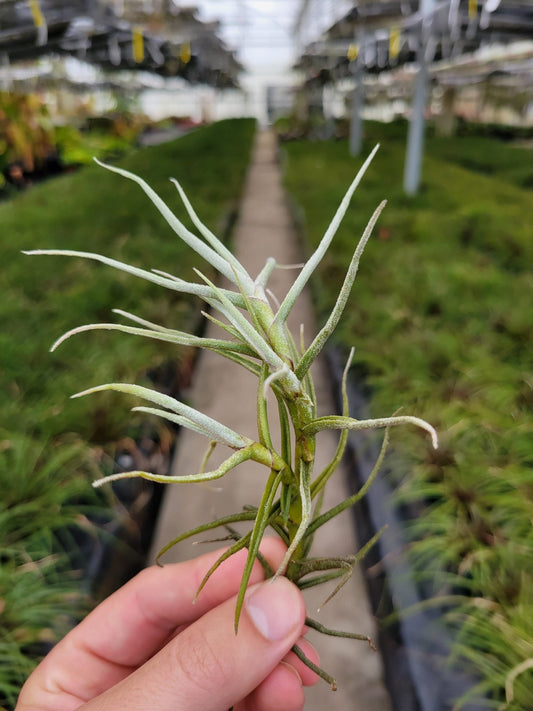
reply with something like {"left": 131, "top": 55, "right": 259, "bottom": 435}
{"left": 71, "top": 381, "right": 181, "bottom": 601}
{"left": 74, "top": 203, "right": 242, "bottom": 599}
{"left": 325, "top": 348, "right": 486, "bottom": 711}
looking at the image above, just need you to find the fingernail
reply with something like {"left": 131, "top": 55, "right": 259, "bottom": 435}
{"left": 280, "top": 661, "right": 303, "bottom": 686}
{"left": 245, "top": 578, "right": 302, "bottom": 641}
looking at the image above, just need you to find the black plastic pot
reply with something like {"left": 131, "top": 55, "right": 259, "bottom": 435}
{"left": 67, "top": 424, "right": 176, "bottom": 602}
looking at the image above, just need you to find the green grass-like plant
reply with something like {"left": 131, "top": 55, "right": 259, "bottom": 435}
{"left": 0, "top": 432, "right": 109, "bottom": 708}
{"left": 2, "top": 119, "right": 256, "bottom": 706}
{"left": 1, "top": 118, "right": 256, "bottom": 442}
{"left": 282, "top": 126, "right": 533, "bottom": 706}
{"left": 27, "top": 146, "right": 437, "bottom": 687}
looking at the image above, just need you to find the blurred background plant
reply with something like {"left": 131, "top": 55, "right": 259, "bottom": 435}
{"left": 282, "top": 119, "right": 533, "bottom": 710}
{"left": 0, "top": 431, "right": 110, "bottom": 708}
{"left": 0, "top": 117, "right": 256, "bottom": 709}
{"left": 0, "top": 91, "right": 56, "bottom": 191}
{"left": 0, "top": 90, "right": 160, "bottom": 196}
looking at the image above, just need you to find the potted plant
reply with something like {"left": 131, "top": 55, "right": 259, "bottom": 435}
{"left": 26, "top": 146, "right": 437, "bottom": 687}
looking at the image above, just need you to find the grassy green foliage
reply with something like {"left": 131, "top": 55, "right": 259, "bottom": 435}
{"left": 54, "top": 124, "right": 138, "bottom": 166}
{"left": 282, "top": 123, "right": 533, "bottom": 709}
{"left": 428, "top": 133, "right": 533, "bottom": 190}
{"left": 0, "top": 118, "right": 256, "bottom": 706}
{"left": 0, "top": 431, "right": 109, "bottom": 706}
{"left": 1, "top": 117, "right": 256, "bottom": 441}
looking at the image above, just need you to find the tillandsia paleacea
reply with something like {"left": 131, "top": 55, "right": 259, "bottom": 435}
{"left": 24, "top": 145, "right": 438, "bottom": 690}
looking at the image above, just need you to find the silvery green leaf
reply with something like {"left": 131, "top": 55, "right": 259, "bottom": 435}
{"left": 303, "top": 414, "right": 438, "bottom": 449}
{"left": 193, "top": 268, "right": 299, "bottom": 390}
{"left": 93, "top": 159, "right": 240, "bottom": 285}
{"left": 151, "top": 268, "right": 189, "bottom": 282}
{"left": 72, "top": 382, "right": 250, "bottom": 449}
{"left": 131, "top": 406, "right": 213, "bottom": 439}
{"left": 50, "top": 321, "right": 256, "bottom": 356}
{"left": 112, "top": 308, "right": 175, "bottom": 332}
{"left": 253, "top": 257, "right": 276, "bottom": 294}
{"left": 92, "top": 446, "right": 258, "bottom": 487}
{"left": 23, "top": 250, "right": 244, "bottom": 306}
{"left": 274, "top": 144, "right": 380, "bottom": 326}
{"left": 296, "top": 200, "right": 387, "bottom": 379}
{"left": 170, "top": 177, "right": 254, "bottom": 292}
{"left": 275, "top": 459, "right": 312, "bottom": 578}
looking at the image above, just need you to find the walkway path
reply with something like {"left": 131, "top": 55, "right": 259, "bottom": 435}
{"left": 149, "top": 130, "right": 392, "bottom": 710}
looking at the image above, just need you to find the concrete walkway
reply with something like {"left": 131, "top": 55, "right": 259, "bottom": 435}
{"left": 149, "top": 130, "right": 392, "bottom": 710}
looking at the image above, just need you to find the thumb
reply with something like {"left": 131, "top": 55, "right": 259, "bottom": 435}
{"left": 85, "top": 576, "right": 306, "bottom": 711}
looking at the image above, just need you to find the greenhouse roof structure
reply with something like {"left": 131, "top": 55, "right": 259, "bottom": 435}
{"left": 294, "top": 1, "right": 533, "bottom": 194}
{"left": 0, "top": 0, "right": 242, "bottom": 87}
{"left": 295, "top": 0, "right": 533, "bottom": 85}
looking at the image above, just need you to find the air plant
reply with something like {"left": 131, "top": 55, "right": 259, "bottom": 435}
{"left": 25, "top": 145, "right": 437, "bottom": 688}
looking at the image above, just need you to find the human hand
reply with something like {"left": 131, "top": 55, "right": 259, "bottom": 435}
{"left": 16, "top": 538, "right": 319, "bottom": 711}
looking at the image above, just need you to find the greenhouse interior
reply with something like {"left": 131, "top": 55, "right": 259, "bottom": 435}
{"left": 1, "top": 1, "right": 532, "bottom": 709}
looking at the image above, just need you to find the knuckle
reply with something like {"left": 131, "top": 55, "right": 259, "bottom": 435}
{"left": 173, "top": 627, "right": 232, "bottom": 694}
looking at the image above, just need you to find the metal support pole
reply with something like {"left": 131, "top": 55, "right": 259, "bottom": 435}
{"left": 349, "top": 35, "right": 364, "bottom": 157}
{"left": 0, "top": 53, "right": 11, "bottom": 91}
{"left": 403, "top": 53, "right": 428, "bottom": 194}
{"left": 403, "top": 0, "right": 434, "bottom": 195}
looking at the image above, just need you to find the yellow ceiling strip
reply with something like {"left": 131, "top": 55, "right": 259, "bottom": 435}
{"left": 180, "top": 42, "right": 191, "bottom": 64}
{"left": 28, "top": 0, "right": 44, "bottom": 28}
{"left": 347, "top": 43, "right": 358, "bottom": 62}
{"left": 389, "top": 27, "right": 401, "bottom": 59}
{"left": 132, "top": 26, "right": 144, "bottom": 63}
